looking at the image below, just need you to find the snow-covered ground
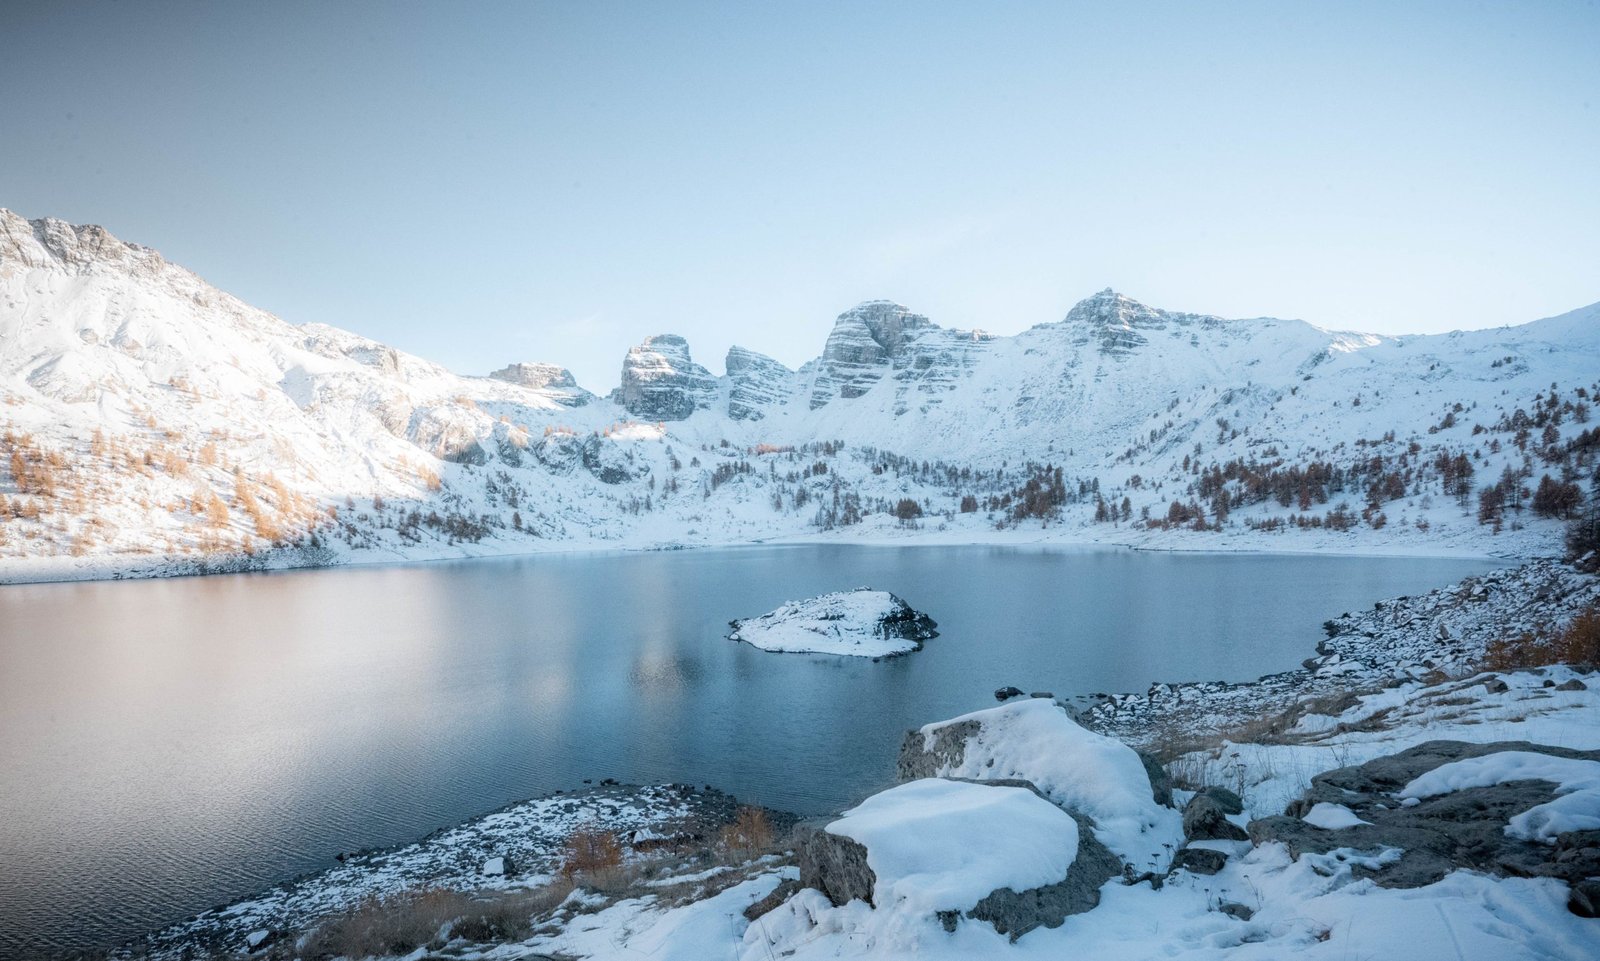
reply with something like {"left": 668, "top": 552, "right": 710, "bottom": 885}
{"left": 4, "top": 209, "right": 1597, "bottom": 584}
{"left": 491, "top": 667, "right": 1600, "bottom": 961}
{"left": 728, "top": 587, "right": 938, "bottom": 656}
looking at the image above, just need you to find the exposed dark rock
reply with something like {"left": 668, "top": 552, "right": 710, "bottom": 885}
{"left": 1570, "top": 878, "right": 1600, "bottom": 918}
{"left": 1029, "top": 691, "right": 1054, "bottom": 699}
{"left": 968, "top": 812, "right": 1121, "bottom": 941}
{"left": 1218, "top": 901, "right": 1254, "bottom": 921}
{"left": 1183, "top": 793, "right": 1248, "bottom": 842}
{"left": 994, "top": 686, "right": 1026, "bottom": 702}
{"left": 743, "top": 879, "right": 802, "bottom": 921}
{"left": 808, "top": 301, "right": 993, "bottom": 411}
{"left": 1248, "top": 740, "right": 1600, "bottom": 889}
{"left": 1557, "top": 679, "right": 1589, "bottom": 692}
{"left": 796, "top": 820, "right": 875, "bottom": 907}
{"left": 1137, "top": 752, "right": 1173, "bottom": 808}
{"left": 896, "top": 719, "right": 981, "bottom": 781}
{"left": 1169, "top": 847, "right": 1228, "bottom": 876}
{"left": 1197, "top": 786, "right": 1243, "bottom": 815}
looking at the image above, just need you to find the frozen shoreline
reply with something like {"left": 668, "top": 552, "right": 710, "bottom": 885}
{"left": 0, "top": 517, "right": 1524, "bottom": 587}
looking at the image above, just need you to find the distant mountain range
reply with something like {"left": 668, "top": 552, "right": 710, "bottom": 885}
{"left": 2, "top": 208, "right": 1596, "bottom": 581}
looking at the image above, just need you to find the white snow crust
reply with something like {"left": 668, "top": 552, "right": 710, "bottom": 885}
{"left": 826, "top": 778, "right": 1079, "bottom": 914}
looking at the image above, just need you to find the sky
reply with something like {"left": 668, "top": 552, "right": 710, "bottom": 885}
{"left": 2, "top": 0, "right": 1597, "bottom": 391}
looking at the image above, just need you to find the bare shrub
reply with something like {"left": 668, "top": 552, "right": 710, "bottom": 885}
{"left": 561, "top": 823, "right": 624, "bottom": 886}
{"left": 718, "top": 806, "right": 776, "bottom": 859}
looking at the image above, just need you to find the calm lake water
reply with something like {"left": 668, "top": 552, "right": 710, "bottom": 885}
{"left": 0, "top": 545, "right": 1499, "bottom": 957}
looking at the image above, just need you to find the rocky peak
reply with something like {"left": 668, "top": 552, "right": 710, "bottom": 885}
{"left": 810, "top": 302, "right": 937, "bottom": 408}
{"left": 724, "top": 345, "right": 792, "bottom": 421}
{"left": 829, "top": 301, "right": 934, "bottom": 360}
{"left": 613, "top": 334, "right": 719, "bottom": 421}
{"left": 1059, "top": 289, "right": 1219, "bottom": 356}
{"left": 488, "top": 362, "right": 591, "bottom": 407}
{"left": 0, "top": 209, "right": 167, "bottom": 279}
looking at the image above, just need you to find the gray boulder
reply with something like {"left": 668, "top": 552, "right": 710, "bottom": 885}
{"left": 1570, "top": 878, "right": 1600, "bottom": 918}
{"left": 1183, "top": 793, "right": 1248, "bottom": 842}
{"left": 1197, "top": 786, "right": 1242, "bottom": 815}
{"left": 1137, "top": 753, "right": 1174, "bottom": 808}
{"left": 797, "top": 779, "right": 1122, "bottom": 940}
{"left": 796, "top": 819, "right": 875, "bottom": 907}
{"left": 1169, "top": 847, "right": 1228, "bottom": 876}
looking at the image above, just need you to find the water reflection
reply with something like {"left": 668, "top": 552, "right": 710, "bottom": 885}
{"left": 0, "top": 545, "right": 1497, "bottom": 958}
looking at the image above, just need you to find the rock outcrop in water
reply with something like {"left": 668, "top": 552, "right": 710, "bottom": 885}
{"left": 728, "top": 588, "right": 937, "bottom": 656}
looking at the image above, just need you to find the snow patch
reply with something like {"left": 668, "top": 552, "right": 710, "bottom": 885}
{"left": 826, "top": 779, "right": 1078, "bottom": 915}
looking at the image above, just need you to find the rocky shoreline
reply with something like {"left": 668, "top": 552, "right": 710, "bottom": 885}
{"left": 1078, "top": 559, "right": 1600, "bottom": 747}
{"left": 117, "top": 783, "right": 794, "bottom": 960}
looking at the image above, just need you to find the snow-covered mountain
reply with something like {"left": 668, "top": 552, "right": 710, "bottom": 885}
{"left": 1, "top": 209, "right": 1596, "bottom": 581}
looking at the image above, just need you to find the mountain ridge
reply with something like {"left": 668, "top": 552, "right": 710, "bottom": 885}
{"left": 2, "top": 208, "right": 1596, "bottom": 581}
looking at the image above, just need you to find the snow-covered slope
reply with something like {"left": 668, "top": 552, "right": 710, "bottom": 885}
{"left": 2, "top": 209, "right": 1596, "bottom": 580}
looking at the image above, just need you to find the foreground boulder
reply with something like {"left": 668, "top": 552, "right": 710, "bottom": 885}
{"left": 729, "top": 588, "right": 938, "bottom": 656}
{"left": 898, "top": 698, "right": 1182, "bottom": 871}
{"left": 1183, "top": 792, "right": 1249, "bottom": 842}
{"left": 798, "top": 778, "right": 1120, "bottom": 938}
{"left": 1248, "top": 740, "right": 1600, "bottom": 892}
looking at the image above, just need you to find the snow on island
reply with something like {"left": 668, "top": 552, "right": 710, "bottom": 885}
{"left": 728, "top": 588, "right": 938, "bottom": 657}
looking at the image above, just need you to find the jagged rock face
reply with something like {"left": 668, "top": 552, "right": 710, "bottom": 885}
{"left": 613, "top": 334, "right": 718, "bottom": 421}
{"left": 1058, "top": 288, "right": 1223, "bottom": 357}
{"left": 0, "top": 209, "right": 167, "bottom": 279}
{"left": 724, "top": 345, "right": 791, "bottom": 421}
{"left": 488, "top": 362, "right": 591, "bottom": 407}
{"left": 809, "top": 301, "right": 992, "bottom": 411}
{"left": 811, "top": 302, "right": 932, "bottom": 408}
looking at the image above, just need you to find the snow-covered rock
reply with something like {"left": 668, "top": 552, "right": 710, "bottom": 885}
{"left": 487, "top": 362, "right": 591, "bottom": 406}
{"left": 1400, "top": 751, "right": 1600, "bottom": 842}
{"left": 1249, "top": 739, "right": 1600, "bottom": 890}
{"left": 800, "top": 777, "right": 1119, "bottom": 938}
{"left": 724, "top": 345, "right": 790, "bottom": 421}
{"left": 728, "top": 588, "right": 938, "bottom": 656}
{"left": 899, "top": 698, "right": 1183, "bottom": 869}
{"left": 613, "top": 334, "right": 718, "bottom": 420}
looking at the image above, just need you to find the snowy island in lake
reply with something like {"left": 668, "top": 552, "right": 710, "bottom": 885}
{"left": 729, "top": 588, "right": 938, "bottom": 657}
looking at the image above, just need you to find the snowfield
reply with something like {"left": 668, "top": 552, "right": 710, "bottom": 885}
{"left": 728, "top": 587, "right": 938, "bottom": 656}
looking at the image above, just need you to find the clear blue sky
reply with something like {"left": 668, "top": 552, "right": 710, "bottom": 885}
{"left": 3, "top": 1, "right": 1597, "bottom": 390}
